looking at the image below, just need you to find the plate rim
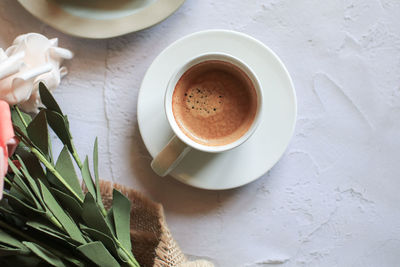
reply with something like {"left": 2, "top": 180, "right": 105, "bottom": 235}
{"left": 17, "top": 0, "right": 186, "bottom": 39}
{"left": 138, "top": 29, "right": 297, "bottom": 190}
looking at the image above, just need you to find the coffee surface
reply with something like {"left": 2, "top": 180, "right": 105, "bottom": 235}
{"left": 172, "top": 60, "right": 257, "bottom": 146}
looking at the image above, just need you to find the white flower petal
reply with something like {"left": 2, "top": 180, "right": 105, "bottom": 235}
{"left": 49, "top": 38, "right": 58, "bottom": 47}
{"left": 59, "top": 66, "right": 68, "bottom": 78}
{"left": 10, "top": 77, "right": 34, "bottom": 104}
{"left": 0, "top": 51, "right": 25, "bottom": 80}
{"left": 0, "top": 49, "right": 6, "bottom": 61}
{"left": 49, "top": 47, "right": 74, "bottom": 60}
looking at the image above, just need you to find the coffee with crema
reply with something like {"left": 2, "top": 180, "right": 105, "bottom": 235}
{"left": 172, "top": 60, "right": 258, "bottom": 146}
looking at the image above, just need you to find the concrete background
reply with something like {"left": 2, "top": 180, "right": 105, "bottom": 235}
{"left": 1, "top": 0, "right": 400, "bottom": 266}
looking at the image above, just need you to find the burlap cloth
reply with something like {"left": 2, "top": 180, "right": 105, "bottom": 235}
{"left": 98, "top": 181, "right": 214, "bottom": 267}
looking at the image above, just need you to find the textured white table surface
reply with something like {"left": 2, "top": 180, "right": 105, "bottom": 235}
{"left": 1, "top": 1, "right": 400, "bottom": 266}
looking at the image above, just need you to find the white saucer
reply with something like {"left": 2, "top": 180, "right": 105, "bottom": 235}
{"left": 137, "top": 30, "right": 297, "bottom": 190}
{"left": 18, "top": 0, "right": 185, "bottom": 39}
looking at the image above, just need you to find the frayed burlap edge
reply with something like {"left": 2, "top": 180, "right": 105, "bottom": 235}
{"left": 97, "top": 181, "right": 213, "bottom": 267}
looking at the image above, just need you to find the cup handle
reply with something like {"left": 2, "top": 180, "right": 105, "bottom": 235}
{"left": 151, "top": 136, "right": 191, "bottom": 177}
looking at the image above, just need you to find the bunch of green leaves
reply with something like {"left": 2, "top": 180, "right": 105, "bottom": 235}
{"left": 0, "top": 83, "right": 139, "bottom": 267}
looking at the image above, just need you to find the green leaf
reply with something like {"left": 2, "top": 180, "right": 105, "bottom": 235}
{"left": 4, "top": 192, "right": 47, "bottom": 218}
{"left": 0, "top": 229, "right": 29, "bottom": 252}
{"left": 11, "top": 108, "right": 32, "bottom": 136}
{"left": 24, "top": 225, "right": 88, "bottom": 266}
{"left": 39, "top": 82, "right": 62, "bottom": 114}
{"left": 8, "top": 159, "right": 39, "bottom": 207}
{"left": 0, "top": 254, "right": 41, "bottom": 266}
{"left": 58, "top": 252, "right": 86, "bottom": 267}
{"left": 81, "top": 193, "right": 113, "bottom": 238}
{"left": 15, "top": 147, "right": 48, "bottom": 185}
{"left": 93, "top": 138, "right": 106, "bottom": 212}
{"left": 50, "top": 188, "right": 82, "bottom": 220}
{"left": 77, "top": 241, "right": 119, "bottom": 267}
{"left": 7, "top": 157, "right": 22, "bottom": 177}
{"left": 26, "top": 221, "right": 79, "bottom": 247}
{"left": 0, "top": 245, "right": 28, "bottom": 256}
{"left": 27, "top": 110, "right": 48, "bottom": 157}
{"left": 23, "top": 241, "right": 67, "bottom": 267}
{"left": 12, "top": 173, "right": 38, "bottom": 207}
{"left": 0, "top": 206, "right": 27, "bottom": 223}
{"left": 112, "top": 189, "right": 132, "bottom": 252}
{"left": 46, "top": 170, "right": 64, "bottom": 193}
{"left": 45, "top": 110, "right": 73, "bottom": 152}
{"left": 62, "top": 256, "right": 86, "bottom": 267}
{"left": 106, "top": 207, "right": 116, "bottom": 236}
{"left": 55, "top": 146, "right": 84, "bottom": 200}
{"left": 15, "top": 156, "right": 45, "bottom": 207}
{"left": 39, "top": 181, "right": 86, "bottom": 244}
{"left": 81, "top": 157, "right": 96, "bottom": 198}
{"left": 93, "top": 138, "right": 99, "bottom": 183}
{"left": 9, "top": 187, "right": 28, "bottom": 203}
{"left": 80, "top": 225, "right": 119, "bottom": 258}
{"left": 48, "top": 128, "right": 54, "bottom": 164}
{"left": 26, "top": 220, "right": 65, "bottom": 236}
{"left": 63, "top": 115, "right": 71, "bottom": 131}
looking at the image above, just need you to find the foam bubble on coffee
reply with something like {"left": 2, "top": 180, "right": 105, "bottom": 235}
{"left": 184, "top": 82, "right": 225, "bottom": 117}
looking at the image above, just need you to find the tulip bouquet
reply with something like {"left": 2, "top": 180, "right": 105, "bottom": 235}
{"left": 0, "top": 33, "right": 214, "bottom": 267}
{"left": 0, "top": 84, "right": 140, "bottom": 266}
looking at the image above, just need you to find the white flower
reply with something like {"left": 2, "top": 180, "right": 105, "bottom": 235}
{"left": 0, "top": 33, "right": 73, "bottom": 113}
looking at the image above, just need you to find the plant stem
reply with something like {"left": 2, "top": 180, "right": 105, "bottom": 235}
{"left": 4, "top": 176, "right": 12, "bottom": 186}
{"left": 101, "top": 207, "right": 107, "bottom": 217}
{"left": 13, "top": 126, "right": 34, "bottom": 147}
{"left": 15, "top": 106, "right": 28, "bottom": 128}
{"left": 71, "top": 142, "right": 83, "bottom": 169}
{"left": 31, "top": 147, "right": 84, "bottom": 204}
{"left": 115, "top": 240, "right": 139, "bottom": 267}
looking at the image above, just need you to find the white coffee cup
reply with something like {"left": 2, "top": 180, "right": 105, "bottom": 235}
{"left": 151, "top": 52, "right": 263, "bottom": 176}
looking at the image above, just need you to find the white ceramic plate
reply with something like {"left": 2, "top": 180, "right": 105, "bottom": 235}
{"left": 137, "top": 30, "right": 297, "bottom": 190}
{"left": 17, "top": 0, "right": 185, "bottom": 39}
